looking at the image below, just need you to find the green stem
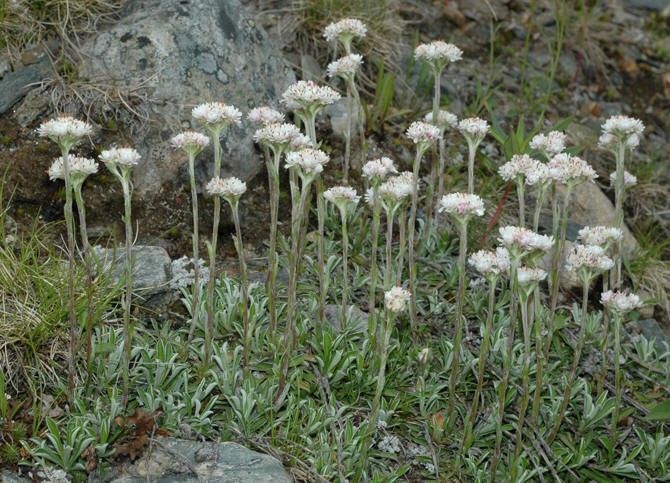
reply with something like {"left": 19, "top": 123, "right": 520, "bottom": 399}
{"left": 266, "top": 149, "right": 281, "bottom": 332}
{"left": 231, "top": 202, "right": 250, "bottom": 372}
{"left": 187, "top": 153, "right": 202, "bottom": 345}
{"left": 368, "top": 190, "right": 382, "bottom": 316}
{"left": 597, "top": 277, "right": 611, "bottom": 396}
{"left": 547, "top": 277, "right": 590, "bottom": 444}
{"left": 316, "top": 177, "right": 327, "bottom": 325}
{"left": 408, "top": 149, "right": 423, "bottom": 330}
{"left": 340, "top": 207, "right": 349, "bottom": 327}
{"left": 60, "top": 146, "right": 78, "bottom": 401}
{"left": 517, "top": 179, "right": 526, "bottom": 228}
{"left": 467, "top": 140, "right": 477, "bottom": 194}
{"left": 396, "top": 206, "right": 407, "bottom": 285}
{"left": 343, "top": 82, "right": 352, "bottom": 183}
{"left": 349, "top": 78, "right": 365, "bottom": 171}
{"left": 532, "top": 184, "right": 546, "bottom": 232}
{"left": 465, "top": 277, "right": 497, "bottom": 446}
{"left": 513, "top": 292, "right": 532, "bottom": 466}
{"left": 204, "top": 196, "right": 220, "bottom": 369}
{"left": 610, "top": 314, "right": 623, "bottom": 447}
{"left": 491, "top": 259, "right": 519, "bottom": 480}
{"left": 447, "top": 219, "right": 468, "bottom": 423}
{"left": 121, "top": 180, "right": 134, "bottom": 408}
{"left": 613, "top": 141, "right": 626, "bottom": 289}
{"left": 549, "top": 186, "right": 572, "bottom": 314}
{"left": 74, "top": 186, "right": 95, "bottom": 371}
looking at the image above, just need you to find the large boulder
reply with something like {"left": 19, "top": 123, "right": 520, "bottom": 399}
{"left": 111, "top": 437, "right": 291, "bottom": 483}
{"left": 63, "top": 0, "right": 294, "bottom": 195}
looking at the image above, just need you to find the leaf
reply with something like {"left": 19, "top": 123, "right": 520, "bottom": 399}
{"left": 647, "top": 399, "right": 670, "bottom": 421}
{"left": 113, "top": 409, "right": 165, "bottom": 461}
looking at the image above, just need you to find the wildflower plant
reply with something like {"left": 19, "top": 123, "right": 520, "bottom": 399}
{"left": 424, "top": 110, "right": 458, "bottom": 223}
{"left": 38, "top": 116, "right": 93, "bottom": 398}
{"left": 171, "top": 131, "right": 210, "bottom": 343}
{"left": 437, "top": 193, "right": 485, "bottom": 421}
{"left": 601, "top": 290, "right": 643, "bottom": 445}
{"left": 324, "top": 186, "right": 360, "bottom": 325}
{"left": 99, "top": 146, "right": 141, "bottom": 406}
{"left": 457, "top": 117, "right": 489, "bottom": 194}
{"left": 405, "top": 121, "right": 441, "bottom": 328}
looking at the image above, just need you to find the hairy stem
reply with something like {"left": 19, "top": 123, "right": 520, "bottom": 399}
{"left": 187, "top": 152, "right": 202, "bottom": 345}
{"left": 121, "top": 180, "right": 134, "bottom": 407}
{"left": 231, "top": 202, "right": 250, "bottom": 372}
{"left": 340, "top": 207, "right": 349, "bottom": 326}
{"left": 610, "top": 313, "right": 623, "bottom": 447}
{"left": 408, "top": 149, "right": 423, "bottom": 329}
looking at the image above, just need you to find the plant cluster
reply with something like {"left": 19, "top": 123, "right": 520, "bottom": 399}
{"left": 2, "top": 16, "right": 669, "bottom": 483}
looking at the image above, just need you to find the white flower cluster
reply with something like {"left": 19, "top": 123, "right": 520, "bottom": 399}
{"left": 599, "top": 115, "right": 644, "bottom": 150}
{"left": 406, "top": 121, "right": 442, "bottom": 146}
{"left": 192, "top": 102, "right": 242, "bottom": 127}
{"left": 378, "top": 173, "right": 414, "bottom": 204}
{"left": 99, "top": 147, "right": 141, "bottom": 168}
{"left": 384, "top": 286, "right": 411, "bottom": 313}
{"left": 610, "top": 170, "right": 637, "bottom": 187}
{"left": 548, "top": 153, "right": 597, "bottom": 185}
{"left": 498, "top": 226, "right": 554, "bottom": 254}
{"left": 285, "top": 148, "right": 330, "bottom": 176}
{"left": 323, "top": 186, "right": 360, "bottom": 206}
{"left": 458, "top": 117, "right": 489, "bottom": 142}
{"left": 498, "top": 154, "right": 544, "bottom": 184}
{"left": 517, "top": 267, "right": 547, "bottom": 286}
{"left": 247, "top": 106, "right": 284, "bottom": 125}
{"left": 468, "top": 248, "right": 510, "bottom": 277}
{"left": 253, "top": 123, "right": 302, "bottom": 148}
{"left": 565, "top": 244, "right": 614, "bottom": 274}
{"left": 437, "top": 193, "right": 485, "bottom": 218}
{"left": 323, "top": 18, "right": 367, "bottom": 43}
{"left": 48, "top": 155, "right": 98, "bottom": 182}
{"left": 578, "top": 226, "right": 623, "bottom": 247}
{"left": 282, "top": 81, "right": 341, "bottom": 111}
{"left": 290, "top": 133, "right": 313, "bottom": 151}
{"left": 601, "top": 290, "right": 643, "bottom": 314}
{"left": 529, "top": 131, "right": 566, "bottom": 157}
{"left": 206, "top": 176, "right": 247, "bottom": 198}
{"left": 424, "top": 109, "right": 458, "bottom": 130}
{"left": 414, "top": 41, "right": 463, "bottom": 66}
{"left": 362, "top": 157, "right": 397, "bottom": 181}
{"left": 326, "top": 54, "right": 363, "bottom": 79}
{"left": 37, "top": 116, "right": 93, "bottom": 142}
{"left": 171, "top": 131, "right": 210, "bottom": 155}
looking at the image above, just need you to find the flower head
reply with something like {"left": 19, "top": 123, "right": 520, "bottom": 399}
{"left": 529, "top": 131, "right": 566, "bottom": 158}
{"left": 362, "top": 157, "right": 397, "bottom": 182}
{"left": 37, "top": 116, "right": 93, "bottom": 149}
{"left": 281, "top": 81, "right": 341, "bottom": 114}
{"left": 285, "top": 148, "right": 330, "bottom": 181}
{"left": 468, "top": 249, "right": 509, "bottom": 278}
{"left": 323, "top": 18, "right": 367, "bottom": 45}
{"left": 498, "top": 226, "right": 554, "bottom": 258}
{"left": 406, "top": 121, "right": 441, "bottom": 152}
{"left": 100, "top": 147, "right": 141, "bottom": 181}
{"left": 323, "top": 185, "right": 360, "bottom": 209}
{"left": 599, "top": 115, "right": 644, "bottom": 150}
{"left": 458, "top": 117, "right": 489, "bottom": 146}
{"left": 247, "top": 106, "right": 284, "bottom": 125}
{"left": 601, "top": 290, "right": 643, "bottom": 314}
{"left": 437, "top": 193, "right": 485, "bottom": 219}
{"left": 548, "top": 153, "right": 597, "bottom": 186}
{"left": 424, "top": 110, "right": 458, "bottom": 131}
{"left": 48, "top": 155, "right": 98, "bottom": 186}
{"left": 289, "top": 133, "right": 314, "bottom": 151}
{"left": 414, "top": 41, "right": 462, "bottom": 71}
{"left": 253, "top": 123, "right": 302, "bottom": 152}
{"left": 610, "top": 170, "right": 637, "bottom": 188}
{"left": 326, "top": 54, "right": 363, "bottom": 80}
{"left": 577, "top": 226, "right": 623, "bottom": 248}
{"left": 517, "top": 266, "right": 547, "bottom": 286}
{"left": 384, "top": 286, "right": 411, "bottom": 313}
{"left": 565, "top": 244, "right": 614, "bottom": 280}
{"left": 192, "top": 102, "right": 242, "bottom": 130}
{"left": 171, "top": 131, "right": 210, "bottom": 156}
{"left": 378, "top": 173, "right": 413, "bottom": 210}
{"left": 206, "top": 176, "right": 246, "bottom": 200}
{"left": 498, "top": 154, "right": 543, "bottom": 184}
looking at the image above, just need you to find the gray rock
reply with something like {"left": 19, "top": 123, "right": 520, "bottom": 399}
{"left": 0, "top": 471, "right": 31, "bottom": 483}
{"left": 0, "top": 57, "right": 10, "bottom": 79}
{"left": 94, "top": 245, "right": 172, "bottom": 295}
{"left": 42, "top": 0, "right": 293, "bottom": 195}
{"left": 623, "top": 0, "right": 670, "bottom": 12}
{"left": 325, "top": 304, "right": 369, "bottom": 333}
{"left": 0, "top": 58, "right": 51, "bottom": 114}
{"left": 111, "top": 437, "right": 291, "bottom": 483}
